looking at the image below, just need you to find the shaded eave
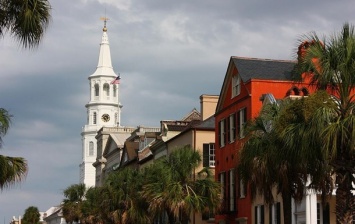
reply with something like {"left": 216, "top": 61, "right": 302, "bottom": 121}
{"left": 165, "top": 115, "right": 215, "bottom": 144}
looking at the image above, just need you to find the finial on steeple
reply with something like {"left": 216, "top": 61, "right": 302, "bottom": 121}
{"left": 100, "top": 16, "right": 109, "bottom": 32}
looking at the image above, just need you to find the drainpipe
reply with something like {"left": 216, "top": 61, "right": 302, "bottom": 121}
{"left": 193, "top": 128, "right": 197, "bottom": 224}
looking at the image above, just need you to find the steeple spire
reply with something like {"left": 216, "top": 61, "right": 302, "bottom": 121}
{"left": 90, "top": 17, "right": 116, "bottom": 77}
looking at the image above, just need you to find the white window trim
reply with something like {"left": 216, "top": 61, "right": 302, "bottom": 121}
{"left": 209, "top": 143, "right": 215, "bottom": 167}
{"left": 232, "top": 75, "right": 241, "bottom": 98}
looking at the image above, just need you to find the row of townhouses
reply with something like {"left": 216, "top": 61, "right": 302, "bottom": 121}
{"left": 43, "top": 22, "right": 336, "bottom": 224}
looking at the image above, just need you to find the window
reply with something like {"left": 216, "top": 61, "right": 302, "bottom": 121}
{"left": 269, "top": 202, "right": 280, "bottom": 224}
{"left": 94, "top": 84, "right": 99, "bottom": 97}
{"left": 255, "top": 205, "right": 265, "bottom": 224}
{"left": 219, "top": 119, "right": 226, "bottom": 147}
{"left": 229, "top": 113, "right": 236, "bottom": 143}
{"left": 232, "top": 75, "right": 241, "bottom": 97}
{"left": 115, "top": 112, "right": 118, "bottom": 125}
{"left": 89, "top": 141, "right": 94, "bottom": 156}
{"left": 103, "top": 83, "right": 110, "bottom": 98}
{"left": 237, "top": 108, "right": 247, "bottom": 138}
{"left": 219, "top": 172, "right": 227, "bottom": 211}
{"left": 93, "top": 112, "right": 97, "bottom": 124}
{"left": 317, "top": 202, "right": 330, "bottom": 224}
{"left": 229, "top": 169, "right": 236, "bottom": 211}
{"left": 203, "top": 143, "right": 215, "bottom": 167}
{"left": 239, "top": 178, "right": 246, "bottom": 198}
{"left": 113, "top": 85, "right": 117, "bottom": 97}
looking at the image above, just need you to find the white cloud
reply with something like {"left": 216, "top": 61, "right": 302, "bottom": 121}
{"left": 1, "top": 0, "right": 355, "bottom": 222}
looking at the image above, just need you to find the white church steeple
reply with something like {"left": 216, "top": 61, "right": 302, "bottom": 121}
{"left": 80, "top": 19, "right": 122, "bottom": 188}
{"left": 91, "top": 18, "right": 116, "bottom": 78}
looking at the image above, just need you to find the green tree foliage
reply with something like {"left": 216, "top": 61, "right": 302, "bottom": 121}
{"left": 142, "top": 146, "right": 220, "bottom": 224}
{"left": 0, "top": 108, "right": 27, "bottom": 190}
{"left": 0, "top": 0, "right": 51, "bottom": 48}
{"left": 238, "top": 92, "right": 334, "bottom": 224}
{"left": 62, "top": 183, "right": 86, "bottom": 223}
{"left": 296, "top": 23, "right": 355, "bottom": 224}
{"left": 22, "top": 206, "right": 40, "bottom": 224}
{"left": 62, "top": 146, "right": 220, "bottom": 224}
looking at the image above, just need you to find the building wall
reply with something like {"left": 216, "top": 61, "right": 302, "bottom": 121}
{"left": 166, "top": 128, "right": 216, "bottom": 224}
{"left": 215, "top": 61, "right": 316, "bottom": 223}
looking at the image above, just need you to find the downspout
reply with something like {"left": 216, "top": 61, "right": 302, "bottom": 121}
{"left": 193, "top": 128, "right": 196, "bottom": 224}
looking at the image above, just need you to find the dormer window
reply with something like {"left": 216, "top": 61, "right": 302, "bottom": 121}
{"left": 232, "top": 75, "right": 241, "bottom": 98}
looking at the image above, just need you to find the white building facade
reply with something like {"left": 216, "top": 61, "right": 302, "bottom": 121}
{"left": 80, "top": 20, "right": 122, "bottom": 187}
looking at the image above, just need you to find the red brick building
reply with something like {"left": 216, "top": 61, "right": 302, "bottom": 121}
{"left": 214, "top": 56, "right": 315, "bottom": 224}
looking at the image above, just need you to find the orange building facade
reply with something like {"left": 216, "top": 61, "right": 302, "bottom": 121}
{"left": 214, "top": 56, "right": 316, "bottom": 224}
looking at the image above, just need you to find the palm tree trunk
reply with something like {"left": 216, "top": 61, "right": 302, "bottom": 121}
{"left": 335, "top": 170, "right": 355, "bottom": 224}
{"left": 282, "top": 192, "right": 292, "bottom": 224}
{"left": 166, "top": 210, "right": 176, "bottom": 224}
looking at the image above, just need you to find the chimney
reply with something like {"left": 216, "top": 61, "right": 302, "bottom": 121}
{"left": 200, "top": 94, "right": 219, "bottom": 120}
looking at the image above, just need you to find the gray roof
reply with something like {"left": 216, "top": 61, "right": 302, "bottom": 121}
{"left": 194, "top": 115, "right": 215, "bottom": 129}
{"left": 232, "top": 57, "right": 296, "bottom": 82}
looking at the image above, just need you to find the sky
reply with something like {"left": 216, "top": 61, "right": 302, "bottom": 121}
{"left": 0, "top": 0, "right": 354, "bottom": 222}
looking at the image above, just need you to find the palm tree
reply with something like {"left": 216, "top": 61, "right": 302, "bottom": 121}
{"left": 239, "top": 92, "right": 334, "bottom": 224}
{"left": 22, "top": 206, "right": 40, "bottom": 224}
{"left": 296, "top": 23, "right": 355, "bottom": 223}
{"left": 62, "top": 183, "right": 86, "bottom": 224}
{"left": 80, "top": 186, "right": 109, "bottom": 224}
{"left": 239, "top": 100, "right": 303, "bottom": 224}
{"left": 104, "top": 167, "right": 151, "bottom": 224}
{"left": 0, "top": 0, "right": 51, "bottom": 48}
{"left": 142, "top": 146, "right": 221, "bottom": 224}
{"left": 0, "top": 108, "right": 27, "bottom": 190}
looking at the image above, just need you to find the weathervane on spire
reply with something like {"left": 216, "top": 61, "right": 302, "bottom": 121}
{"left": 100, "top": 16, "right": 109, "bottom": 32}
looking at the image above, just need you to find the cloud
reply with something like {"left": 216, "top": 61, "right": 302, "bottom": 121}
{"left": 1, "top": 0, "right": 355, "bottom": 222}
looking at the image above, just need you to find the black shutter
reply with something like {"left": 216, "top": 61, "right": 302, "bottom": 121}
{"left": 218, "top": 121, "right": 221, "bottom": 147}
{"left": 224, "top": 119, "right": 227, "bottom": 145}
{"left": 323, "top": 203, "right": 330, "bottom": 224}
{"left": 237, "top": 111, "right": 240, "bottom": 138}
{"left": 226, "top": 116, "right": 230, "bottom": 143}
{"left": 260, "top": 205, "right": 264, "bottom": 224}
{"left": 227, "top": 169, "right": 230, "bottom": 211}
{"left": 269, "top": 204, "right": 272, "bottom": 224}
{"left": 233, "top": 113, "right": 237, "bottom": 140}
{"left": 255, "top": 206, "right": 258, "bottom": 224}
{"left": 203, "top": 144, "right": 209, "bottom": 167}
{"left": 276, "top": 202, "right": 281, "bottom": 224}
{"left": 242, "top": 108, "right": 247, "bottom": 137}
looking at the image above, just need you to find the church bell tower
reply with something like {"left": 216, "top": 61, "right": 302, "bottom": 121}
{"left": 80, "top": 18, "right": 122, "bottom": 187}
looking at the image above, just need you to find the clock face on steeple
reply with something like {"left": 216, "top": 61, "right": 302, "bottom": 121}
{"left": 101, "top": 114, "right": 110, "bottom": 122}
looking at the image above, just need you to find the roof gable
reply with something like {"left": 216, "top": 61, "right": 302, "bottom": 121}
{"left": 103, "top": 133, "right": 130, "bottom": 157}
{"left": 216, "top": 57, "right": 296, "bottom": 113}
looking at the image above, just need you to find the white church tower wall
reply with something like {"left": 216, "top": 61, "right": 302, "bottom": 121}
{"left": 80, "top": 19, "right": 122, "bottom": 188}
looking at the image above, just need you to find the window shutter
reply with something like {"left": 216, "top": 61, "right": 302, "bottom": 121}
{"left": 269, "top": 204, "right": 272, "bottom": 224}
{"left": 203, "top": 144, "right": 209, "bottom": 167}
{"left": 244, "top": 107, "right": 247, "bottom": 123}
{"left": 218, "top": 121, "right": 221, "bottom": 146}
{"left": 226, "top": 116, "right": 230, "bottom": 143}
{"left": 260, "top": 205, "right": 264, "bottom": 224}
{"left": 323, "top": 203, "right": 330, "bottom": 224}
{"left": 223, "top": 119, "right": 227, "bottom": 145}
{"left": 276, "top": 202, "right": 281, "bottom": 224}
{"left": 237, "top": 110, "right": 240, "bottom": 138}
{"left": 255, "top": 206, "right": 258, "bottom": 224}
{"left": 233, "top": 113, "right": 237, "bottom": 140}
